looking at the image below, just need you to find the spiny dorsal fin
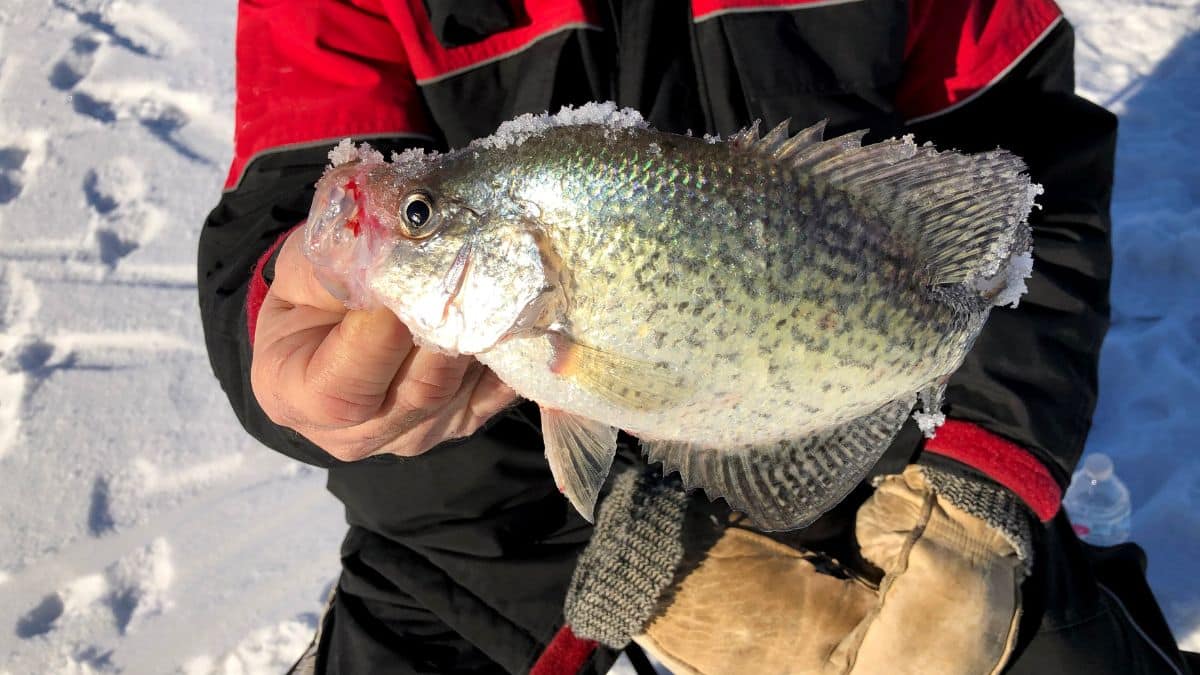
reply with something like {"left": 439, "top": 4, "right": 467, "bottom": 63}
{"left": 728, "top": 120, "right": 1038, "bottom": 287}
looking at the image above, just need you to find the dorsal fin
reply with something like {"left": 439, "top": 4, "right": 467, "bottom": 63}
{"left": 729, "top": 120, "right": 1038, "bottom": 287}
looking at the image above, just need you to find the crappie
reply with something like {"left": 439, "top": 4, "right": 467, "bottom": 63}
{"left": 303, "top": 103, "right": 1037, "bottom": 530}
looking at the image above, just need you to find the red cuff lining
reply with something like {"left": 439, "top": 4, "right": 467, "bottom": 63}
{"left": 925, "top": 420, "right": 1061, "bottom": 522}
{"left": 246, "top": 226, "right": 300, "bottom": 347}
{"left": 530, "top": 625, "right": 598, "bottom": 675}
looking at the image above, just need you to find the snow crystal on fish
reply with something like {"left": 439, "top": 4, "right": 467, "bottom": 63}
{"left": 973, "top": 250, "right": 1035, "bottom": 308}
{"left": 328, "top": 139, "right": 384, "bottom": 168}
{"left": 994, "top": 251, "right": 1035, "bottom": 308}
{"left": 471, "top": 101, "right": 647, "bottom": 151}
{"left": 914, "top": 410, "right": 947, "bottom": 437}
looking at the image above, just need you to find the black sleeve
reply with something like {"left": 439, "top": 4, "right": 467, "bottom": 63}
{"left": 909, "top": 21, "right": 1118, "bottom": 487}
{"left": 197, "top": 139, "right": 428, "bottom": 468}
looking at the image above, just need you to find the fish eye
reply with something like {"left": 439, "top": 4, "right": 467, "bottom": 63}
{"left": 400, "top": 192, "right": 437, "bottom": 239}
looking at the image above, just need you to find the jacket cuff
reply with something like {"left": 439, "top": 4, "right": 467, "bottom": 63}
{"left": 564, "top": 468, "right": 690, "bottom": 649}
{"left": 245, "top": 224, "right": 300, "bottom": 347}
{"left": 923, "top": 419, "right": 1062, "bottom": 522}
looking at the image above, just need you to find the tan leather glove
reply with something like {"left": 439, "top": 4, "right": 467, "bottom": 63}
{"left": 565, "top": 465, "right": 1033, "bottom": 675}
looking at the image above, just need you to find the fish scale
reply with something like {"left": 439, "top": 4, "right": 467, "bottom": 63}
{"left": 304, "top": 104, "right": 1036, "bottom": 529}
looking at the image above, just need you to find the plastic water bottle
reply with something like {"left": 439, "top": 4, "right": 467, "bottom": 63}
{"left": 1063, "top": 453, "right": 1131, "bottom": 546}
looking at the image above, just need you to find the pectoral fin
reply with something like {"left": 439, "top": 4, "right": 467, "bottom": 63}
{"left": 642, "top": 398, "right": 914, "bottom": 530}
{"left": 547, "top": 332, "right": 690, "bottom": 410}
{"left": 542, "top": 407, "right": 619, "bottom": 521}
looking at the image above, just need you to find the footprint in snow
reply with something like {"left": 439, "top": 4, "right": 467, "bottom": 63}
{"left": 70, "top": 91, "right": 118, "bottom": 124}
{"left": 69, "top": 91, "right": 210, "bottom": 164}
{"left": 52, "top": 0, "right": 154, "bottom": 58}
{"left": 80, "top": 159, "right": 160, "bottom": 267}
{"left": 49, "top": 33, "right": 101, "bottom": 91}
{"left": 15, "top": 593, "right": 66, "bottom": 638}
{"left": 12, "top": 539, "right": 174, "bottom": 639}
{"left": 0, "top": 145, "right": 29, "bottom": 205}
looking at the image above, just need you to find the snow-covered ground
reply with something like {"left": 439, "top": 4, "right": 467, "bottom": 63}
{"left": 0, "top": 0, "right": 1195, "bottom": 672}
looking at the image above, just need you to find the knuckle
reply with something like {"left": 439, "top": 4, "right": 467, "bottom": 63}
{"left": 325, "top": 440, "right": 374, "bottom": 462}
{"left": 310, "top": 389, "right": 380, "bottom": 426}
{"left": 403, "top": 367, "right": 464, "bottom": 407}
{"left": 336, "top": 310, "right": 406, "bottom": 355}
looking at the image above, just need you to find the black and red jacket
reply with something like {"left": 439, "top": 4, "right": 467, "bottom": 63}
{"left": 198, "top": 1, "right": 1191, "bottom": 673}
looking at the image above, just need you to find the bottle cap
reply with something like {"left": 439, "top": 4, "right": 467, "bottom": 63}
{"left": 1082, "top": 453, "right": 1114, "bottom": 481}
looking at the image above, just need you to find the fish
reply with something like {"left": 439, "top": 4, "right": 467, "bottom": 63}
{"left": 302, "top": 102, "right": 1038, "bottom": 530}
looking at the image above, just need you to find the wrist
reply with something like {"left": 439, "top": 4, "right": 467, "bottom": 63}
{"left": 922, "top": 419, "right": 1061, "bottom": 522}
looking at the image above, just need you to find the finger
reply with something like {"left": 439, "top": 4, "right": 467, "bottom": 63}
{"left": 251, "top": 320, "right": 330, "bottom": 428}
{"left": 465, "top": 367, "right": 518, "bottom": 427}
{"left": 253, "top": 290, "right": 344, "bottom": 349}
{"left": 392, "top": 347, "right": 475, "bottom": 412}
{"left": 346, "top": 364, "right": 511, "bottom": 459}
{"left": 271, "top": 228, "right": 347, "bottom": 313}
{"left": 366, "top": 362, "right": 486, "bottom": 457}
{"left": 302, "top": 307, "right": 415, "bottom": 425}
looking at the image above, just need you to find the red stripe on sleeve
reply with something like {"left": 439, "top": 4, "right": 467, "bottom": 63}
{"left": 898, "top": 0, "right": 1063, "bottom": 122}
{"left": 382, "top": 0, "right": 600, "bottom": 83}
{"left": 246, "top": 226, "right": 298, "bottom": 347}
{"left": 925, "top": 419, "right": 1062, "bottom": 522}
{"left": 529, "top": 625, "right": 598, "bottom": 675}
{"left": 226, "top": 0, "right": 433, "bottom": 189}
{"left": 691, "top": 0, "right": 865, "bottom": 22}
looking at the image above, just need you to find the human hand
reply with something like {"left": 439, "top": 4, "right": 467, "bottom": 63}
{"left": 250, "top": 228, "right": 518, "bottom": 461}
{"left": 564, "top": 465, "right": 1031, "bottom": 675}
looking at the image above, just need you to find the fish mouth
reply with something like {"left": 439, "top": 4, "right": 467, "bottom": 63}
{"left": 303, "top": 162, "right": 385, "bottom": 307}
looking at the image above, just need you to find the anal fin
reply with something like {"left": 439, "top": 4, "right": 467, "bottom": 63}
{"left": 642, "top": 399, "right": 913, "bottom": 531}
{"left": 541, "top": 407, "right": 619, "bottom": 522}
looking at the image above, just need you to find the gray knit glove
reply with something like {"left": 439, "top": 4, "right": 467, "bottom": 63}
{"left": 916, "top": 463, "right": 1035, "bottom": 570}
{"left": 563, "top": 467, "right": 698, "bottom": 648}
{"left": 564, "top": 463, "right": 1037, "bottom": 675}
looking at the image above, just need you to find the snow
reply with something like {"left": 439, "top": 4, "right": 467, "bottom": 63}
{"left": 328, "top": 138, "right": 383, "bottom": 168}
{"left": 0, "top": 1, "right": 343, "bottom": 672}
{"left": 471, "top": 101, "right": 647, "bottom": 150}
{"left": 991, "top": 250, "right": 1034, "bottom": 309}
{"left": 0, "top": 0, "right": 1196, "bottom": 672}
